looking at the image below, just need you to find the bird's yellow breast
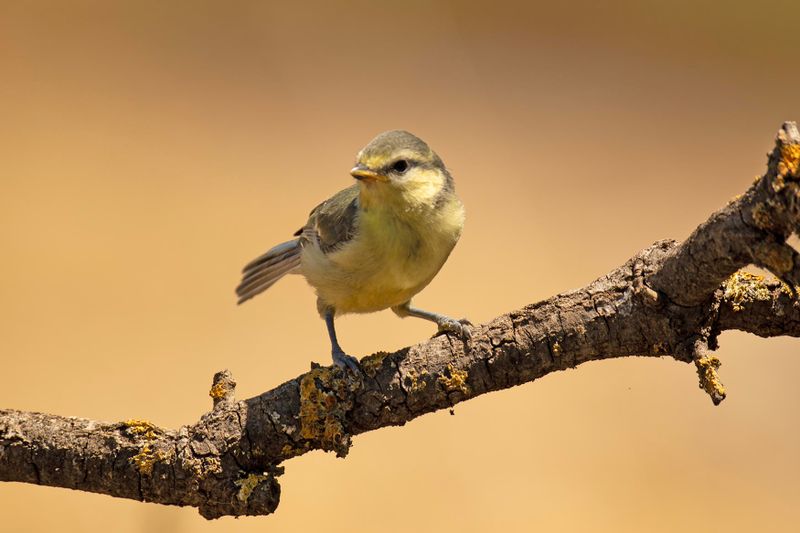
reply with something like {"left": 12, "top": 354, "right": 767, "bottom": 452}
{"left": 300, "top": 192, "right": 464, "bottom": 315}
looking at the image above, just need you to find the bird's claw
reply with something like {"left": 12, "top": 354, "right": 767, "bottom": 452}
{"left": 332, "top": 349, "right": 361, "bottom": 372}
{"left": 436, "top": 317, "right": 473, "bottom": 340}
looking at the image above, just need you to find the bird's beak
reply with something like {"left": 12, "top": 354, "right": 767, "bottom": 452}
{"left": 351, "top": 165, "right": 388, "bottom": 183}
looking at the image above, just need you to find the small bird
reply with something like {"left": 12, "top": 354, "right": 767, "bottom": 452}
{"left": 236, "top": 130, "right": 469, "bottom": 370}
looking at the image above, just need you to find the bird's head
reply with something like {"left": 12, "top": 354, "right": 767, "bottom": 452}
{"left": 350, "top": 130, "right": 453, "bottom": 209}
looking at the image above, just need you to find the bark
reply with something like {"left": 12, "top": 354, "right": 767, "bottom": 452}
{"left": 2, "top": 122, "right": 800, "bottom": 519}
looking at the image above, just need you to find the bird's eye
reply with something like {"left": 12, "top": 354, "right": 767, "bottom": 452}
{"left": 391, "top": 159, "right": 409, "bottom": 173}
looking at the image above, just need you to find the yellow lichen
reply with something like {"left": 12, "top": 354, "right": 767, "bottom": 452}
{"left": 779, "top": 144, "right": 800, "bottom": 177}
{"left": 131, "top": 445, "right": 155, "bottom": 475}
{"left": 298, "top": 366, "right": 357, "bottom": 456}
{"left": 123, "top": 419, "right": 160, "bottom": 439}
{"left": 404, "top": 370, "right": 428, "bottom": 393}
{"left": 772, "top": 173, "right": 786, "bottom": 192}
{"left": 235, "top": 473, "right": 269, "bottom": 502}
{"left": 751, "top": 203, "right": 775, "bottom": 231}
{"left": 322, "top": 417, "right": 345, "bottom": 447}
{"left": 193, "top": 456, "right": 222, "bottom": 479}
{"left": 280, "top": 441, "right": 313, "bottom": 459}
{"left": 437, "top": 364, "right": 469, "bottom": 395}
{"left": 722, "top": 271, "right": 772, "bottom": 311}
{"left": 299, "top": 367, "right": 337, "bottom": 441}
{"left": 280, "top": 443, "right": 308, "bottom": 459}
{"left": 209, "top": 382, "right": 227, "bottom": 400}
{"left": 652, "top": 342, "right": 669, "bottom": 355}
{"left": 360, "top": 351, "right": 390, "bottom": 378}
{"left": 123, "top": 419, "right": 165, "bottom": 475}
{"left": 130, "top": 444, "right": 166, "bottom": 476}
{"left": 695, "top": 355, "right": 726, "bottom": 403}
{"left": 780, "top": 279, "right": 796, "bottom": 296}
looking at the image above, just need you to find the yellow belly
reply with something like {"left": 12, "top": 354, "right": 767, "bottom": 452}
{"left": 300, "top": 196, "right": 464, "bottom": 315}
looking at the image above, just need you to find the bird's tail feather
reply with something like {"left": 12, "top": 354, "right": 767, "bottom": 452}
{"left": 236, "top": 239, "right": 301, "bottom": 304}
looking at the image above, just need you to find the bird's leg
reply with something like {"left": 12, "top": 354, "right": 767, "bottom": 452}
{"left": 324, "top": 309, "right": 360, "bottom": 371}
{"left": 391, "top": 301, "right": 472, "bottom": 340}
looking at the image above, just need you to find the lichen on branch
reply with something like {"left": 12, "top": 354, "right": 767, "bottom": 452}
{"left": 1, "top": 122, "right": 799, "bottom": 519}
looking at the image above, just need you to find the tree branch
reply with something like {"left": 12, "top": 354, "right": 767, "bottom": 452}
{"left": 2, "top": 123, "right": 799, "bottom": 519}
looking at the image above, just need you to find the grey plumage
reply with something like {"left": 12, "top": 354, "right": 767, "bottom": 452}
{"left": 236, "top": 240, "right": 301, "bottom": 304}
{"left": 295, "top": 185, "right": 360, "bottom": 254}
{"left": 236, "top": 185, "right": 361, "bottom": 304}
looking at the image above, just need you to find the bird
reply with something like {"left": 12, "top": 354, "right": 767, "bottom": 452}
{"left": 236, "top": 130, "right": 470, "bottom": 370}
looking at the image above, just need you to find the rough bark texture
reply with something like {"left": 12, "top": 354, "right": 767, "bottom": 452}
{"left": 2, "top": 123, "right": 800, "bottom": 519}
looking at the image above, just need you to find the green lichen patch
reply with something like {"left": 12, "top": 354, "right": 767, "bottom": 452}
{"left": 280, "top": 442, "right": 311, "bottom": 460}
{"left": 438, "top": 364, "right": 469, "bottom": 395}
{"left": 235, "top": 473, "right": 269, "bottom": 502}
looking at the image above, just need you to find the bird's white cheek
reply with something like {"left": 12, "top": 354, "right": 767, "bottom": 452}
{"left": 399, "top": 170, "right": 444, "bottom": 207}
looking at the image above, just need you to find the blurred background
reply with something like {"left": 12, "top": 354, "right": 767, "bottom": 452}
{"left": 1, "top": 1, "right": 799, "bottom": 531}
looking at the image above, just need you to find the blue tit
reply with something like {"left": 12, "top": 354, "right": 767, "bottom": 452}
{"left": 236, "top": 130, "right": 469, "bottom": 370}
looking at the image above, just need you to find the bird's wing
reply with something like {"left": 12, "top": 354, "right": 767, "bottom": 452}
{"left": 294, "top": 184, "right": 360, "bottom": 254}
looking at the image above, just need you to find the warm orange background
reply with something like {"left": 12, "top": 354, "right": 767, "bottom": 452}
{"left": 1, "top": 1, "right": 799, "bottom": 531}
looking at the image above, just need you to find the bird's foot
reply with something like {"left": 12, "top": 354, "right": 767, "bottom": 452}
{"left": 436, "top": 316, "right": 473, "bottom": 340}
{"left": 332, "top": 349, "right": 361, "bottom": 372}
